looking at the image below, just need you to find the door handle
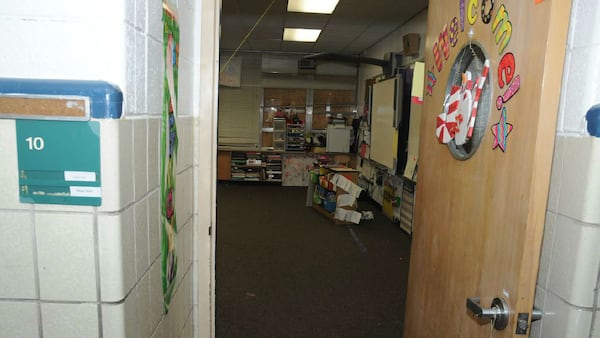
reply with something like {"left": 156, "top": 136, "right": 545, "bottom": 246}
{"left": 466, "top": 297, "right": 510, "bottom": 330}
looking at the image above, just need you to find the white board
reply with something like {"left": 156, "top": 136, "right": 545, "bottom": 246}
{"left": 370, "top": 77, "right": 398, "bottom": 169}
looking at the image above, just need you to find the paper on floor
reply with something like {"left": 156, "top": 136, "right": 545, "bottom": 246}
{"left": 334, "top": 208, "right": 362, "bottom": 224}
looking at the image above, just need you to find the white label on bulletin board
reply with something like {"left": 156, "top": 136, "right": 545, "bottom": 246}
{"left": 70, "top": 186, "right": 102, "bottom": 198}
{"left": 64, "top": 171, "right": 97, "bottom": 182}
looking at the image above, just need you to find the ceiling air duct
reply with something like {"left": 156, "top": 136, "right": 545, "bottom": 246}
{"left": 299, "top": 52, "right": 397, "bottom": 76}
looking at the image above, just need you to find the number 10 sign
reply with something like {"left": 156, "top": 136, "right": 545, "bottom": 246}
{"left": 16, "top": 120, "right": 102, "bottom": 206}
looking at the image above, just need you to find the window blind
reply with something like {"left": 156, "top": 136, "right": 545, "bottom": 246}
{"left": 217, "top": 86, "right": 261, "bottom": 145}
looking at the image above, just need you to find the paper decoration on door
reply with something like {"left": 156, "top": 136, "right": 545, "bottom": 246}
{"left": 437, "top": 42, "right": 492, "bottom": 160}
{"left": 161, "top": 1, "right": 179, "bottom": 314}
{"left": 428, "top": 1, "right": 521, "bottom": 156}
{"left": 491, "top": 107, "right": 513, "bottom": 152}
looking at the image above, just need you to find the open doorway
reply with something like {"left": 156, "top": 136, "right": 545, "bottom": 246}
{"left": 215, "top": 0, "right": 427, "bottom": 336}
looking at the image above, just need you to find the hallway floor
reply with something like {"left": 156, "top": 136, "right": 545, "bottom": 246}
{"left": 216, "top": 182, "right": 411, "bottom": 338}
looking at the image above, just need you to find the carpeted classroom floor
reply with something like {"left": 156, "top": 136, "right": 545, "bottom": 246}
{"left": 216, "top": 182, "right": 411, "bottom": 338}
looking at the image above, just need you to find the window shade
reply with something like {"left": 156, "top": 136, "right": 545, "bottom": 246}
{"left": 218, "top": 86, "right": 261, "bottom": 145}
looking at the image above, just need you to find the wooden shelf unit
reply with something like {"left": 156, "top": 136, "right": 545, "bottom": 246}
{"left": 308, "top": 166, "right": 360, "bottom": 224}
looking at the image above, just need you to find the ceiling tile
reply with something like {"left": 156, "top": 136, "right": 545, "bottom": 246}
{"left": 220, "top": 0, "right": 428, "bottom": 54}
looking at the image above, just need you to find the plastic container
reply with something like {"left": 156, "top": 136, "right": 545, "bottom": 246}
{"left": 323, "top": 200, "right": 336, "bottom": 212}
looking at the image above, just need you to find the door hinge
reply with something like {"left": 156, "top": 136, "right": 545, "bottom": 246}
{"left": 208, "top": 226, "right": 212, "bottom": 236}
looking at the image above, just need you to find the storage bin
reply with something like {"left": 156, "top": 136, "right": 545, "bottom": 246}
{"left": 323, "top": 199, "right": 336, "bottom": 212}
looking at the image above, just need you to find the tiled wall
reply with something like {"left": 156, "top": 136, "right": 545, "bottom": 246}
{"left": 0, "top": 0, "right": 203, "bottom": 337}
{"left": 0, "top": 117, "right": 195, "bottom": 338}
{"left": 531, "top": 0, "right": 600, "bottom": 337}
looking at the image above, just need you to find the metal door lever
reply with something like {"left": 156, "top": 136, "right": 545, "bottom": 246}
{"left": 466, "top": 297, "right": 510, "bottom": 330}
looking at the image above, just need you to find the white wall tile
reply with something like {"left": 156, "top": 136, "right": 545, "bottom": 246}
{"left": 0, "top": 211, "right": 36, "bottom": 299}
{"left": 0, "top": 301, "right": 40, "bottom": 338}
{"left": 41, "top": 302, "right": 99, "bottom": 338}
{"left": 556, "top": 48, "right": 572, "bottom": 134}
{"left": 136, "top": 31, "right": 149, "bottom": 115}
{"left": 137, "top": 271, "right": 153, "bottom": 338}
{"left": 149, "top": 260, "right": 164, "bottom": 332}
{"left": 570, "top": 0, "right": 600, "bottom": 48}
{"left": 36, "top": 213, "right": 96, "bottom": 301}
{"left": 147, "top": 38, "right": 164, "bottom": 116}
{"left": 548, "top": 214, "right": 600, "bottom": 308}
{"left": 169, "top": 280, "right": 184, "bottom": 337}
{"left": 558, "top": 136, "right": 600, "bottom": 223}
{"left": 133, "top": 119, "right": 149, "bottom": 200}
{"left": 178, "top": 0, "right": 197, "bottom": 66}
{"left": 183, "top": 267, "right": 194, "bottom": 320}
{"left": 99, "top": 119, "right": 134, "bottom": 213}
{"left": 0, "top": 0, "right": 125, "bottom": 20}
{"left": 180, "top": 220, "right": 194, "bottom": 274}
{"left": 125, "top": 24, "right": 138, "bottom": 116}
{"left": 149, "top": 191, "right": 161, "bottom": 261}
{"left": 147, "top": 0, "right": 164, "bottom": 41}
{"left": 537, "top": 212, "right": 557, "bottom": 289}
{"left": 178, "top": 59, "right": 196, "bottom": 118}
{"left": 0, "top": 120, "right": 29, "bottom": 210}
{"left": 136, "top": 0, "right": 148, "bottom": 31}
{"left": 560, "top": 45, "right": 600, "bottom": 134}
{"left": 175, "top": 169, "right": 194, "bottom": 227}
{"left": 98, "top": 207, "right": 136, "bottom": 302}
{"left": 541, "top": 291, "right": 592, "bottom": 338}
{"left": 102, "top": 304, "right": 127, "bottom": 338}
{"left": 148, "top": 118, "right": 161, "bottom": 190}
{"left": 102, "top": 293, "right": 138, "bottom": 338}
{"left": 151, "top": 318, "right": 165, "bottom": 338}
{"left": 0, "top": 18, "right": 126, "bottom": 88}
{"left": 162, "top": 307, "right": 175, "bottom": 338}
{"left": 135, "top": 200, "right": 150, "bottom": 279}
{"left": 176, "top": 117, "right": 194, "bottom": 170}
{"left": 180, "top": 311, "right": 194, "bottom": 338}
{"left": 33, "top": 203, "right": 95, "bottom": 213}
{"left": 547, "top": 136, "right": 565, "bottom": 213}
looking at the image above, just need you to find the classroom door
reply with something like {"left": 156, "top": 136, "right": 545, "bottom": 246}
{"left": 403, "top": 0, "right": 572, "bottom": 337}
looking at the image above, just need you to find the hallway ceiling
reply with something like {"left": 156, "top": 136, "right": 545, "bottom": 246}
{"left": 220, "top": 0, "right": 429, "bottom": 55}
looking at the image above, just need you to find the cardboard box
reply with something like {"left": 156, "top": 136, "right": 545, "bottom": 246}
{"left": 403, "top": 33, "right": 420, "bottom": 56}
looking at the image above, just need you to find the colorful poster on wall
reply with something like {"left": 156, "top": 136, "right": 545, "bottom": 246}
{"left": 161, "top": 1, "right": 179, "bottom": 314}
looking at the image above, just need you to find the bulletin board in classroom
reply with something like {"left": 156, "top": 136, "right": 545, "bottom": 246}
{"left": 370, "top": 77, "right": 400, "bottom": 169}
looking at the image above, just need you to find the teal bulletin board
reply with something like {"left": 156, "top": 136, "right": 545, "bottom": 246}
{"left": 16, "top": 120, "right": 101, "bottom": 206}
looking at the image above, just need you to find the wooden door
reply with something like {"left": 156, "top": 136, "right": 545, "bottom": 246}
{"left": 404, "top": 1, "right": 572, "bottom": 337}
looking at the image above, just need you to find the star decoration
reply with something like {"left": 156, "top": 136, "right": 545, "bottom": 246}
{"left": 491, "top": 107, "right": 513, "bottom": 152}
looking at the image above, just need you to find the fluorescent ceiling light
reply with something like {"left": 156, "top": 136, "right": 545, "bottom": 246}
{"left": 283, "top": 28, "right": 321, "bottom": 42}
{"left": 287, "top": 0, "right": 340, "bottom": 14}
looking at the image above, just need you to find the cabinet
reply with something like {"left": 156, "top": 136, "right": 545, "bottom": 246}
{"left": 217, "top": 151, "right": 232, "bottom": 180}
{"left": 221, "top": 151, "right": 284, "bottom": 183}
{"left": 264, "top": 153, "right": 282, "bottom": 182}
{"left": 230, "top": 152, "right": 264, "bottom": 181}
{"left": 272, "top": 118, "right": 286, "bottom": 151}
{"left": 286, "top": 123, "right": 305, "bottom": 151}
{"left": 326, "top": 125, "right": 351, "bottom": 153}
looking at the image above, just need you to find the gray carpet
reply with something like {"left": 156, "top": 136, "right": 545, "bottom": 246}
{"left": 216, "top": 182, "right": 411, "bottom": 338}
